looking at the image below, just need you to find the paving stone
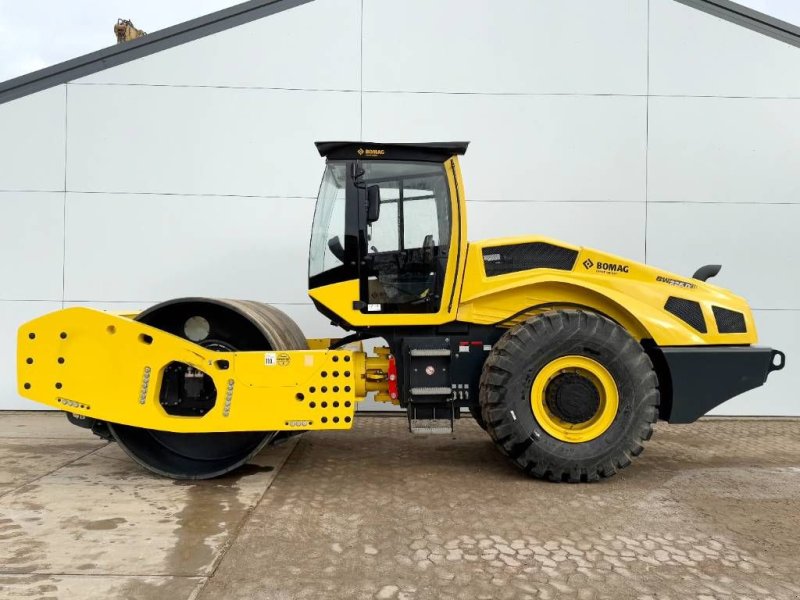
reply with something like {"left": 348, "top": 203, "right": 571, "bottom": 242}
{"left": 196, "top": 417, "right": 800, "bottom": 600}
{"left": 4, "top": 415, "right": 800, "bottom": 599}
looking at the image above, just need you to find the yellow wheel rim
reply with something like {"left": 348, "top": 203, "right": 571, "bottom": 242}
{"left": 530, "top": 355, "right": 619, "bottom": 444}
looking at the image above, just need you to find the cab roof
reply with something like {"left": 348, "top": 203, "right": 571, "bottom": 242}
{"left": 315, "top": 141, "right": 469, "bottom": 162}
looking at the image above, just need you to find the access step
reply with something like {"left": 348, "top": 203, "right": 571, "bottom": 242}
{"left": 407, "top": 403, "right": 455, "bottom": 435}
{"left": 409, "top": 419, "right": 454, "bottom": 435}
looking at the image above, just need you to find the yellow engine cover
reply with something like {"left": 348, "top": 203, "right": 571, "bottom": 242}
{"left": 457, "top": 236, "right": 758, "bottom": 347}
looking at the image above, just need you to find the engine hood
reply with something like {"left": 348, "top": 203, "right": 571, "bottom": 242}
{"left": 457, "top": 236, "right": 757, "bottom": 347}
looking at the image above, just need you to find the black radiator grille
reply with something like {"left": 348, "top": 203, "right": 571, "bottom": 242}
{"left": 712, "top": 306, "right": 747, "bottom": 334}
{"left": 665, "top": 297, "right": 707, "bottom": 333}
{"left": 482, "top": 242, "right": 578, "bottom": 277}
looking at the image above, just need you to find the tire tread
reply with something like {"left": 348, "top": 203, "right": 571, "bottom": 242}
{"left": 479, "top": 309, "right": 659, "bottom": 482}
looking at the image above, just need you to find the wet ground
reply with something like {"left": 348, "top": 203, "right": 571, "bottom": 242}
{"left": 1, "top": 413, "right": 799, "bottom": 599}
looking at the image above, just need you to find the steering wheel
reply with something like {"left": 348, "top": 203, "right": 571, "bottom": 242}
{"left": 328, "top": 236, "right": 345, "bottom": 262}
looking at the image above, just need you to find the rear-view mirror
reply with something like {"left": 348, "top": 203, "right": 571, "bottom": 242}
{"left": 367, "top": 185, "right": 381, "bottom": 223}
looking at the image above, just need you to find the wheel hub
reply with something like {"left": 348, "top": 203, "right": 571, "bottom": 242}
{"left": 529, "top": 355, "right": 620, "bottom": 444}
{"left": 545, "top": 373, "right": 601, "bottom": 424}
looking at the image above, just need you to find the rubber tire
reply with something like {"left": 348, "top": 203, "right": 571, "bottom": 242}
{"left": 469, "top": 405, "right": 487, "bottom": 430}
{"left": 479, "top": 309, "right": 659, "bottom": 482}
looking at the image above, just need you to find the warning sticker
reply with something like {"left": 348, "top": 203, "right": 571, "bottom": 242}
{"left": 265, "top": 352, "right": 291, "bottom": 367}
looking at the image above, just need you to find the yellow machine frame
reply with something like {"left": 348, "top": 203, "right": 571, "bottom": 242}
{"left": 18, "top": 308, "right": 389, "bottom": 433}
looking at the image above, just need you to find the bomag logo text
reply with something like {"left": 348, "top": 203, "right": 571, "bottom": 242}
{"left": 358, "top": 148, "right": 385, "bottom": 156}
{"left": 596, "top": 262, "right": 629, "bottom": 274}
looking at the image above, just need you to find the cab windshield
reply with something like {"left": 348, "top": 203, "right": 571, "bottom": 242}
{"left": 309, "top": 162, "right": 346, "bottom": 278}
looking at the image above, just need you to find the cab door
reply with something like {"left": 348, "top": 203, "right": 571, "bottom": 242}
{"left": 356, "top": 160, "right": 454, "bottom": 315}
{"left": 308, "top": 157, "right": 466, "bottom": 328}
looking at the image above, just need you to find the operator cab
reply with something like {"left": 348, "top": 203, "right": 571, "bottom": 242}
{"left": 309, "top": 142, "right": 468, "bottom": 325}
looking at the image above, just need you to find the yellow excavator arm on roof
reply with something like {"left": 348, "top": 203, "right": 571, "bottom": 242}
{"left": 114, "top": 19, "right": 146, "bottom": 44}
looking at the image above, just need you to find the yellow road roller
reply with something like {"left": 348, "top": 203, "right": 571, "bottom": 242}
{"left": 17, "top": 141, "right": 785, "bottom": 481}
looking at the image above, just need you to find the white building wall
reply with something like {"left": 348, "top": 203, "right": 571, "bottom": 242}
{"left": 0, "top": 0, "right": 797, "bottom": 413}
{"left": 0, "top": 86, "right": 68, "bottom": 409}
{"left": 76, "top": 0, "right": 362, "bottom": 90}
{"left": 647, "top": 0, "right": 800, "bottom": 414}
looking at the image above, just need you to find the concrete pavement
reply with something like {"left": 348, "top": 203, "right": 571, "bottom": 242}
{"left": 1, "top": 413, "right": 800, "bottom": 599}
{"left": 0, "top": 412, "right": 296, "bottom": 599}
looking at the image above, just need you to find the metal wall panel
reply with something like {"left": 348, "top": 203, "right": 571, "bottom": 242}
{"left": 76, "top": 0, "right": 360, "bottom": 91}
{"left": 0, "top": 87, "right": 66, "bottom": 192}
{"left": 647, "top": 202, "right": 798, "bottom": 311}
{"left": 363, "top": 0, "right": 647, "bottom": 95}
{"left": 648, "top": 97, "right": 800, "bottom": 205}
{"left": 650, "top": 0, "right": 800, "bottom": 97}
{"left": 468, "top": 201, "right": 646, "bottom": 262}
{"left": 64, "top": 193, "right": 316, "bottom": 303}
{"left": 646, "top": 0, "right": 799, "bottom": 415}
{"left": 66, "top": 85, "right": 359, "bottom": 198}
{"left": 363, "top": 93, "right": 647, "bottom": 203}
{"left": 0, "top": 192, "right": 64, "bottom": 301}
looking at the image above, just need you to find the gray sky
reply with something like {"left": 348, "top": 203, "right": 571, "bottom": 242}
{"left": 1, "top": 0, "right": 798, "bottom": 83}
{"left": 0, "top": 1, "right": 236, "bottom": 81}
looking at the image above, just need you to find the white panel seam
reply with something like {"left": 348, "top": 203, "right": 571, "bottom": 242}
{"left": 359, "top": 0, "right": 364, "bottom": 140}
{"left": 648, "top": 200, "right": 800, "bottom": 205}
{"left": 66, "top": 86, "right": 800, "bottom": 100}
{"left": 363, "top": 89, "right": 648, "bottom": 98}
{"left": 69, "top": 82, "right": 360, "bottom": 93}
{"left": 467, "top": 199, "right": 644, "bottom": 204}
{"left": 649, "top": 94, "right": 800, "bottom": 100}
{"left": 363, "top": 90, "right": 800, "bottom": 100}
{"left": 63, "top": 191, "right": 316, "bottom": 200}
{"left": 645, "top": 0, "right": 651, "bottom": 264}
{"left": 61, "top": 84, "right": 69, "bottom": 310}
{"left": 0, "top": 299, "right": 64, "bottom": 303}
{"left": 0, "top": 189, "right": 66, "bottom": 194}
